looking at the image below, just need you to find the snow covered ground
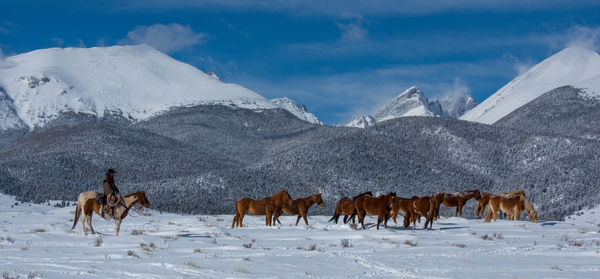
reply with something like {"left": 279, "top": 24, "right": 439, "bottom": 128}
{"left": 1, "top": 194, "right": 599, "bottom": 278}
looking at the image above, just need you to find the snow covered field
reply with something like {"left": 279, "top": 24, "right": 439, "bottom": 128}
{"left": 1, "top": 194, "right": 599, "bottom": 279}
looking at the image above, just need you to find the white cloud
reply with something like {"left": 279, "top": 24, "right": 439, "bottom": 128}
{"left": 566, "top": 25, "right": 600, "bottom": 51}
{"left": 51, "top": 38, "right": 64, "bottom": 46}
{"left": 502, "top": 54, "right": 535, "bottom": 75}
{"left": 120, "top": 23, "right": 207, "bottom": 53}
{"left": 337, "top": 15, "right": 368, "bottom": 42}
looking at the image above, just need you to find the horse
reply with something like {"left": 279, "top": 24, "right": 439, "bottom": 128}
{"left": 484, "top": 191, "right": 538, "bottom": 223}
{"left": 475, "top": 192, "right": 492, "bottom": 219}
{"left": 328, "top": 191, "right": 373, "bottom": 224}
{"left": 388, "top": 196, "right": 415, "bottom": 228}
{"left": 274, "top": 193, "right": 325, "bottom": 226}
{"left": 231, "top": 189, "right": 292, "bottom": 228}
{"left": 72, "top": 190, "right": 150, "bottom": 236}
{"left": 411, "top": 196, "right": 436, "bottom": 229}
{"left": 475, "top": 190, "right": 522, "bottom": 219}
{"left": 351, "top": 192, "right": 396, "bottom": 230}
{"left": 432, "top": 190, "right": 480, "bottom": 219}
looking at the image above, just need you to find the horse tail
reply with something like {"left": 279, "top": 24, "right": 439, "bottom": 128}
{"left": 429, "top": 198, "right": 436, "bottom": 219}
{"left": 231, "top": 201, "right": 240, "bottom": 229}
{"left": 329, "top": 201, "right": 342, "bottom": 223}
{"left": 71, "top": 198, "right": 82, "bottom": 230}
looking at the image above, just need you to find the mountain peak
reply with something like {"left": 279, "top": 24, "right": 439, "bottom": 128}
{"left": 461, "top": 46, "right": 600, "bottom": 124}
{"left": 0, "top": 45, "right": 276, "bottom": 129}
{"left": 345, "top": 86, "right": 476, "bottom": 128}
{"left": 270, "top": 97, "right": 324, "bottom": 125}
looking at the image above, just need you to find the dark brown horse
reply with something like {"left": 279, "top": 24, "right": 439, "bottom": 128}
{"left": 72, "top": 190, "right": 151, "bottom": 236}
{"left": 231, "top": 189, "right": 292, "bottom": 228}
{"left": 411, "top": 196, "right": 436, "bottom": 229}
{"left": 389, "top": 196, "right": 415, "bottom": 228}
{"left": 328, "top": 191, "right": 373, "bottom": 224}
{"left": 433, "top": 190, "right": 480, "bottom": 219}
{"left": 351, "top": 192, "right": 396, "bottom": 230}
{"left": 274, "top": 193, "right": 325, "bottom": 226}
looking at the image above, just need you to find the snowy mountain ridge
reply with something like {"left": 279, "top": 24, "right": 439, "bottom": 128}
{"left": 461, "top": 46, "right": 600, "bottom": 124}
{"left": 0, "top": 45, "right": 279, "bottom": 129}
{"left": 271, "top": 97, "right": 324, "bottom": 125}
{"left": 345, "top": 86, "right": 476, "bottom": 128}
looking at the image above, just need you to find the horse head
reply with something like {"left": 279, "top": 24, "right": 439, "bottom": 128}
{"left": 279, "top": 189, "right": 293, "bottom": 204}
{"left": 313, "top": 193, "right": 325, "bottom": 207}
{"left": 473, "top": 189, "right": 482, "bottom": 200}
{"left": 138, "top": 191, "right": 151, "bottom": 208}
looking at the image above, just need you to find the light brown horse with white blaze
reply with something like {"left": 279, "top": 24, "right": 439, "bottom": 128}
{"left": 72, "top": 190, "right": 151, "bottom": 236}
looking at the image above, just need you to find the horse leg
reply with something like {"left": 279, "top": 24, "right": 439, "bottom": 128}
{"left": 81, "top": 214, "right": 87, "bottom": 235}
{"left": 295, "top": 215, "right": 302, "bottom": 226}
{"left": 86, "top": 214, "right": 95, "bottom": 234}
{"left": 358, "top": 210, "right": 366, "bottom": 229}
{"left": 343, "top": 214, "right": 349, "bottom": 224}
{"left": 239, "top": 212, "right": 246, "bottom": 227}
{"left": 115, "top": 219, "right": 121, "bottom": 236}
{"left": 231, "top": 215, "right": 238, "bottom": 229}
{"left": 302, "top": 211, "right": 309, "bottom": 226}
{"left": 458, "top": 203, "right": 464, "bottom": 217}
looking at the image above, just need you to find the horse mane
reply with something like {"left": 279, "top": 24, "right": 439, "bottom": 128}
{"left": 520, "top": 196, "right": 535, "bottom": 215}
{"left": 352, "top": 191, "right": 373, "bottom": 199}
{"left": 124, "top": 190, "right": 144, "bottom": 198}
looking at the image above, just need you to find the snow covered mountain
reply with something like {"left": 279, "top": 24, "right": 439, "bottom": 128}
{"left": 270, "top": 97, "right": 324, "bottom": 125}
{"left": 461, "top": 46, "right": 600, "bottom": 124}
{"left": 0, "top": 45, "right": 278, "bottom": 129}
{"left": 344, "top": 115, "right": 376, "bottom": 128}
{"left": 345, "top": 86, "right": 476, "bottom": 128}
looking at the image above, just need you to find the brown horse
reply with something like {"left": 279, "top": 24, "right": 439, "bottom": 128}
{"left": 231, "top": 189, "right": 292, "bottom": 228}
{"left": 274, "top": 193, "right": 325, "bottom": 226}
{"left": 389, "top": 197, "right": 415, "bottom": 228}
{"left": 72, "top": 190, "right": 151, "bottom": 236}
{"left": 411, "top": 196, "right": 436, "bottom": 229}
{"left": 351, "top": 192, "right": 396, "bottom": 230}
{"left": 328, "top": 191, "right": 373, "bottom": 224}
{"left": 485, "top": 190, "right": 538, "bottom": 223}
{"left": 433, "top": 190, "right": 480, "bottom": 219}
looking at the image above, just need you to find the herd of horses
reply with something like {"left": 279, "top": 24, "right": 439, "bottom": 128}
{"left": 232, "top": 189, "right": 538, "bottom": 230}
{"left": 68, "top": 187, "right": 538, "bottom": 236}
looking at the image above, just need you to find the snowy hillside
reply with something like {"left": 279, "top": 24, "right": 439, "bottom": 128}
{"left": 271, "top": 97, "right": 324, "bottom": 125}
{"left": 461, "top": 46, "right": 600, "bottom": 124}
{"left": 0, "top": 45, "right": 277, "bottom": 129}
{"left": 346, "top": 86, "right": 476, "bottom": 128}
{"left": 1, "top": 193, "right": 599, "bottom": 278}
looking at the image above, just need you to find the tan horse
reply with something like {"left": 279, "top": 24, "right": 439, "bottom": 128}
{"left": 231, "top": 189, "right": 292, "bottom": 228}
{"left": 274, "top": 193, "right": 325, "bottom": 226}
{"left": 328, "top": 191, "right": 373, "bottom": 224}
{"left": 389, "top": 197, "right": 415, "bottom": 228}
{"left": 484, "top": 191, "right": 538, "bottom": 223}
{"left": 475, "top": 190, "right": 523, "bottom": 219}
{"left": 72, "top": 190, "right": 151, "bottom": 236}
{"left": 432, "top": 190, "right": 480, "bottom": 219}
{"left": 411, "top": 196, "right": 436, "bottom": 229}
{"left": 352, "top": 192, "right": 396, "bottom": 230}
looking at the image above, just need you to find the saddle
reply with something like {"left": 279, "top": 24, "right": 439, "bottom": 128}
{"left": 96, "top": 192, "right": 124, "bottom": 219}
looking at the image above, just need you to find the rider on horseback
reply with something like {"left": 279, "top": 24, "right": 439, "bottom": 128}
{"left": 102, "top": 169, "right": 123, "bottom": 217}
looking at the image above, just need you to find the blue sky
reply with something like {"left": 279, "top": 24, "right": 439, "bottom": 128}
{"left": 1, "top": 1, "right": 600, "bottom": 124}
